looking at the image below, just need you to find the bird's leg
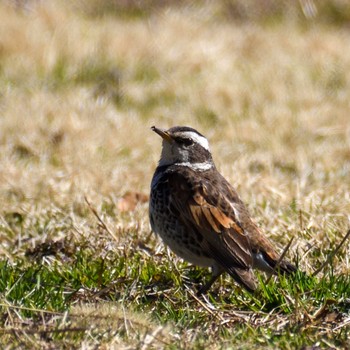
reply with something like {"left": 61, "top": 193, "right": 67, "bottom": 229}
{"left": 197, "top": 266, "right": 224, "bottom": 295}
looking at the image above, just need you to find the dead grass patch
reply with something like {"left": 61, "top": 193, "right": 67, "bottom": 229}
{"left": 0, "top": 1, "right": 349, "bottom": 349}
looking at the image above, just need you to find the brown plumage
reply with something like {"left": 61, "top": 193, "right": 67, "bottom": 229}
{"left": 149, "top": 126, "right": 296, "bottom": 294}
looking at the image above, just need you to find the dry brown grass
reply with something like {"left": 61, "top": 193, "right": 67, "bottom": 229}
{"left": 0, "top": 1, "right": 349, "bottom": 348}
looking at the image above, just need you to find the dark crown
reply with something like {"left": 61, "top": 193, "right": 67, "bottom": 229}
{"left": 167, "top": 126, "right": 205, "bottom": 138}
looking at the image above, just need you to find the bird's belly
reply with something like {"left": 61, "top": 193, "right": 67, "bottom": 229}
{"left": 164, "top": 235, "right": 213, "bottom": 268}
{"left": 149, "top": 194, "right": 213, "bottom": 268}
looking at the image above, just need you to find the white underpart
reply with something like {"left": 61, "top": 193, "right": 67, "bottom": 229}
{"left": 181, "top": 131, "right": 210, "bottom": 151}
{"left": 174, "top": 162, "right": 213, "bottom": 171}
{"left": 253, "top": 252, "right": 274, "bottom": 273}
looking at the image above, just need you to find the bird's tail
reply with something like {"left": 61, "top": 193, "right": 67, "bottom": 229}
{"left": 277, "top": 260, "right": 297, "bottom": 274}
{"left": 261, "top": 251, "right": 297, "bottom": 275}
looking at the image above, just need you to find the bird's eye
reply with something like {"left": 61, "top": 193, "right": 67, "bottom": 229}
{"left": 177, "top": 137, "right": 194, "bottom": 146}
{"left": 184, "top": 138, "right": 194, "bottom": 146}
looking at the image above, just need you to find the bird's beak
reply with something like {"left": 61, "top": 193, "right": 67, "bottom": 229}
{"left": 151, "top": 126, "right": 173, "bottom": 143}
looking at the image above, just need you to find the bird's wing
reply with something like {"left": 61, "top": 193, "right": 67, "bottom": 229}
{"left": 167, "top": 171, "right": 257, "bottom": 291}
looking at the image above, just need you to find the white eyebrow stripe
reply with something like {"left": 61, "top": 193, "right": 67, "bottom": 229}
{"left": 181, "top": 131, "right": 210, "bottom": 151}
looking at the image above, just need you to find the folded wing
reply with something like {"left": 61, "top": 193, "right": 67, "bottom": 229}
{"left": 168, "top": 171, "right": 257, "bottom": 292}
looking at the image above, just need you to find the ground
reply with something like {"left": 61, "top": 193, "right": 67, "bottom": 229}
{"left": 0, "top": 1, "right": 349, "bottom": 349}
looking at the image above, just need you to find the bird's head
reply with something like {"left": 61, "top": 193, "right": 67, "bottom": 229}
{"left": 151, "top": 126, "right": 214, "bottom": 170}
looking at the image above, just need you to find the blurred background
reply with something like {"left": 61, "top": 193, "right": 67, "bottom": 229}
{"left": 0, "top": 1, "right": 350, "bottom": 348}
{"left": 0, "top": 0, "right": 349, "bottom": 251}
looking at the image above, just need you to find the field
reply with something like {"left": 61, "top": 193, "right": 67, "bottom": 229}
{"left": 0, "top": 1, "right": 350, "bottom": 348}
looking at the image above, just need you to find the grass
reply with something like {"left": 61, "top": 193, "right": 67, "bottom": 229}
{"left": 0, "top": 1, "right": 350, "bottom": 348}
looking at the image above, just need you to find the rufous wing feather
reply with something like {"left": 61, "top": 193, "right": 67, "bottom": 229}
{"left": 168, "top": 171, "right": 256, "bottom": 290}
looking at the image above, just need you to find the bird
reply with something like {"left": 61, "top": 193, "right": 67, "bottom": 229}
{"left": 149, "top": 126, "right": 296, "bottom": 294}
